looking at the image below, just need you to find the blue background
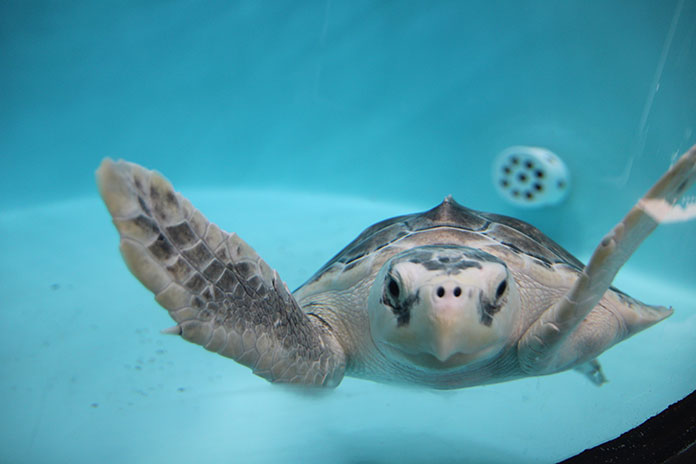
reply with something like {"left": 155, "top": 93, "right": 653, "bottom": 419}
{"left": 1, "top": 2, "right": 695, "bottom": 463}
{"left": 2, "top": 0, "right": 696, "bottom": 283}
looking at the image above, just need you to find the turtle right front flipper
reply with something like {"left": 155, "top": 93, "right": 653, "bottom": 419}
{"left": 518, "top": 145, "right": 696, "bottom": 376}
{"left": 96, "top": 159, "right": 346, "bottom": 387}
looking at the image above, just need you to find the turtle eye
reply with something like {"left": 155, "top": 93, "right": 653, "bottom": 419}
{"left": 387, "top": 276, "right": 400, "bottom": 299}
{"left": 495, "top": 279, "right": 507, "bottom": 299}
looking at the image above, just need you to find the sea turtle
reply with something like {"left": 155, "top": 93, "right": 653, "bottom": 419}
{"left": 97, "top": 145, "right": 696, "bottom": 389}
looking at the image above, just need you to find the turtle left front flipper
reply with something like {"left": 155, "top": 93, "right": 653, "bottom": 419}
{"left": 97, "top": 159, "right": 346, "bottom": 387}
{"left": 518, "top": 145, "right": 696, "bottom": 376}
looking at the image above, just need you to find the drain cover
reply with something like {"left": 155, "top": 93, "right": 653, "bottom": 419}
{"left": 493, "top": 146, "right": 570, "bottom": 208}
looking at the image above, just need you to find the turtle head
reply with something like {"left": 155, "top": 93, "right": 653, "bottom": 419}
{"left": 368, "top": 245, "right": 520, "bottom": 370}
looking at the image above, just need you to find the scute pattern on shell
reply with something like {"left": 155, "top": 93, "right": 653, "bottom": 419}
{"left": 304, "top": 196, "right": 584, "bottom": 288}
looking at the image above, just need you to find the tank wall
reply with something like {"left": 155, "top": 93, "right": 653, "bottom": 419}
{"left": 2, "top": 0, "right": 695, "bottom": 285}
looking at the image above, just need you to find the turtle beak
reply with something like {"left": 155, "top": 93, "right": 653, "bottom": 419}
{"left": 423, "top": 281, "right": 476, "bottom": 361}
{"left": 431, "top": 319, "right": 463, "bottom": 362}
{"left": 431, "top": 329, "right": 460, "bottom": 362}
{"left": 417, "top": 279, "right": 502, "bottom": 362}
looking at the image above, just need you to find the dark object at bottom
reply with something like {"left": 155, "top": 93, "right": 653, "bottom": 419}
{"left": 561, "top": 389, "right": 696, "bottom": 464}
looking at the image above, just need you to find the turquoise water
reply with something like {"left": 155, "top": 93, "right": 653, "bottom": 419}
{"left": 2, "top": 1, "right": 696, "bottom": 463}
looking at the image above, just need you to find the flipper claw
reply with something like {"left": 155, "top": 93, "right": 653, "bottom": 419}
{"left": 161, "top": 325, "right": 182, "bottom": 335}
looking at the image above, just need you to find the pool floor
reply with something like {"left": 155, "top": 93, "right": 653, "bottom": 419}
{"left": 1, "top": 190, "right": 695, "bottom": 463}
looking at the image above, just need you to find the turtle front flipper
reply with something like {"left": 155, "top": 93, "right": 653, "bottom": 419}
{"left": 96, "top": 159, "right": 346, "bottom": 387}
{"left": 518, "top": 145, "right": 696, "bottom": 376}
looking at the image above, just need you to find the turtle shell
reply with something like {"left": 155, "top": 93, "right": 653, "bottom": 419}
{"left": 296, "top": 196, "right": 585, "bottom": 296}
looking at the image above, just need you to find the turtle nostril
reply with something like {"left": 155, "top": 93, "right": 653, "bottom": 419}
{"left": 453, "top": 287, "right": 462, "bottom": 297}
{"left": 436, "top": 287, "right": 445, "bottom": 298}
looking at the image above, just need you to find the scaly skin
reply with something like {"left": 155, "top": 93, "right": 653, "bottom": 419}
{"left": 97, "top": 159, "right": 346, "bottom": 387}
{"left": 97, "top": 145, "right": 695, "bottom": 389}
{"left": 518, "top": 145, "right": 696, "bottom": 375}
